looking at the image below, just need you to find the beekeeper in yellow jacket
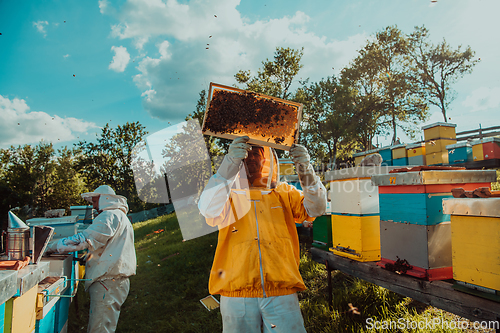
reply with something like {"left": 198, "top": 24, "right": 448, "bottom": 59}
{"left": 198, "top": 136, "right": 326, "bottom": 333}
{"left": 46, "top": 185, "right": 136, "bottom": 333}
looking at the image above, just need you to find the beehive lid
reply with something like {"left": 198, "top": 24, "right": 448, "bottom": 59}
{"left": 371, "top": 169, "right": 497, "bottom": 186}
{"left": 446, "top": 142, "right": 471, "bottom": 149}
{"left": 406, "top": 142, "right": 425, "bottom": 149}
{"left": 202, "top": 83, "right": 302, "bottom": 150}
{"left": 443, "top": 198, "right": 500, "bottom": 217}
{"left": 27, "top": 216, "right": 78, "bottom": 226}
{"left": 391, "top": 144, "right": 407, "bottom": 150}
{"left": 421, "top": 122, "right": 457, "bottom": 130}
{"left": 325, "top": 166, "right": 401, "bottom": 181}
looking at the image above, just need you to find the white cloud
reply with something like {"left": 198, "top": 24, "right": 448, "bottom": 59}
{"left": 99, "top": 0, "right": 110, "bottom": 14}
{"left": 63, "top": 54, "right": 70, "bottom": 59}
{"left": 0, "top": 95, "right": 98, "bottom": 148}
{"left": 461, "top": 86, "right": 500, "bottom": 112}
{"left": 33, "top": 21, "right": 49, "bottom": 37}
{"left": 102, "top": 0, "right": 368, "bottom": 120}
{"left": 109, "top": 46, "right": 131, "bottom": 72}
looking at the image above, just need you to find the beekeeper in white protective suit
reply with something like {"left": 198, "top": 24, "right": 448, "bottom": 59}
{"left": 198, "top": 136, "right": 327, "bottom": 333}
{"left": 46, "top": 185, "right": 136, "bottom": 333}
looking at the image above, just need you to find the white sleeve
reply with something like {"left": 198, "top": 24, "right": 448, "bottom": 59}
{"left": 56, "top": 233, "right": 89, "bottom": 253}
{"left": 198, "top": 172, "right": 238, "bottom": 218}
{"left": 301, "top": 175, "right": 327, "bottom": 217}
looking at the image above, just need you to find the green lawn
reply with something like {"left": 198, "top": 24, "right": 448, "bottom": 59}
{"left": 68, "top": 213, "right": 495, "bottom": 333}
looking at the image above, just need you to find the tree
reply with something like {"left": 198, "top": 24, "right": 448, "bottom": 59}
{"left": 3, "top": 142, "right": 56, "bottom": 217}
{"left": 346, "top": 26, "right": 429, "bottom": 144}
{"left": 49, "top": 147, "right": 87, "bottom": 214}
{"left": 235, "top": 47, "right": 304, "bottom": 100}
{"left": 76, "top": 122, "right": 148, "bottom": 211}
{"left": 297, "top": 77, "right": 359, "bottom": 168}
{"left": 408, "top": 26, "right": 480, "bottom": 122}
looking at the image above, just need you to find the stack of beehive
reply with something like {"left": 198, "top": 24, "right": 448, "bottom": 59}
{"left": 371, "top": 168, "right": 496, "bottom": 280}
{"left": 422, "top": 122, "right": 457, "bottom": 166}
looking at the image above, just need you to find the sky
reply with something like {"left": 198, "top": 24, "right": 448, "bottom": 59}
{"left": 1, "top": 0, "right": 499, "bottom": 151}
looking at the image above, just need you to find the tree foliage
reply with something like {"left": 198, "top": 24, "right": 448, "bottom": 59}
{"left": 408, "top": 26, "right": 480, "bottom": 122}
{"left": 76, "top": 122, "right": 148, "bottom": 212}
{"left": 346, "top": 26, "right": 429, "bottom": 144}
{"left": 235, "top": 47, "right": 304, "bottom": 100}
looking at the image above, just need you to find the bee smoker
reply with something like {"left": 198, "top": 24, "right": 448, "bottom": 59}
{"left": 6, "top": 211, "right": 30, "bottom": 260}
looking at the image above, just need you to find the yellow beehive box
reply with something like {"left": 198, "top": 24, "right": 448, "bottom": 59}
{"left": 426, "top": 151, "right": 449, "bottom": 165}
{"left": 4, "top": 284, "right": 38, "bottom": 333}
{"left": 391, "top": 144, "right": 407, "bottom": 159}
{"left": 407, "top": 143, "right": 426, "bottom": 157}
{"left": 425, "top": 138, "right": 457, "bottom": 154}
{"left": 422, "top": 122, "right": 457, "bottom": 141}
{"left": 278, "top": 159, "right": 294, "bottom": 175}
{"left": 330, "top": 214, "right": 380, "bottom": 262}
{"left": 443, "top": 198, "right": 500, "bottom": 292}
{"left": 353, "top": 151, "right": 366, "bottom": 166}
{"left": 471, "top": 139, "right": 485, "bottom": 162}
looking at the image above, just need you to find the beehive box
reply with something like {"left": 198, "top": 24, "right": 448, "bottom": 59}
{"left": 4, "top": 284, "right": 38, "bottom": 333}
{"left": 426, "top": 151, "right": 449, "bottom": 166}
{"left": 471, "top": 139, "right": 484, "bottom": 161}
{"left": 372, "top": 169, "right": 496, "bottom": 225}
{"left": 353, "top": 151, "right": 366, "bottom": 166}
{"left": 473, "top": 137, "right": 500, "bottom": 160}
{"left": 407, "top": 142, "right": 426, "bottom": 165}
{"left": 202, "top": 83, "right": 302, "bottom": 150}
{"left": 378, "top": 220, "right": 452, "bottom": 280}
{"left": 278, "top": 158, "right": 294, "bottom": 175}
{"left": 482, "top": 137, "right": 500, "bottom": 160}
{"left": 442, "top": 198, "right": 500, "bottom": 295}
{"left": 27, "top": 216, "right": 78, "bottom": 240}
{"left": 325, "top": 166, "right": 399, "bottom": 262}
{"left": 391, "top": 144, "right": 407, "bottom": 160}
{"left": 372, "top": 169, "right": 496, "bottom": 280}
{"left": 446, "top": 142, "right": 472, "bottom": 164}
{"left": 378, "top": 146, "right": 392, "bottom": 166}
{"left": 422, "top": 122, "right": 457, "bottom": 141}
{"left": 312, "top": 215, "right": 333, "bottom": 251}
{"left": 425, "top": 138, "right": 457, "bottom": 155}
{"left": 331, "top": 214, "right": 380, "bottom": 261}
{"left": 326, "top": 166, "right": 400, "bottom": 215}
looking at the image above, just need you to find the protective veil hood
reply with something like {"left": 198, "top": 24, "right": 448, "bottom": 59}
{"left": 241, "top": 146, "right": 280, "bottom": 189}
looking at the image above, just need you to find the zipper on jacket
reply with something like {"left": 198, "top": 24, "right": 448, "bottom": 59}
{"left": 253, "top": 201, "right": 267, "bottom": 298}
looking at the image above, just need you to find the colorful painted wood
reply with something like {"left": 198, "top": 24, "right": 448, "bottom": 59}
{"left": 331, "top": 214, "right": 381, "bottom": 262}
{"left": 446, "top": 142, "right": 472, "bottom": 164}
{"left": 422, "top": 122, "right": 457, "bottom": 141}
{"left": 426, "top": 151, "right": 449, "bottom": 165}
{"left": 392, "top": 157, "right": 408, "bottom": 166}
{"left": 443, "top": 198, "right": 500, "bottom": 294}
{"left": 312, "top": 215, "right": 333, "bottom": 251}
{"left": 378, "top": 220, "right": 453, "bottom": 281}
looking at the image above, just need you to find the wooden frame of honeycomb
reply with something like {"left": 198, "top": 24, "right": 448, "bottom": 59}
{"left": 202, "top": 82, "right": 303, "bottom": 150}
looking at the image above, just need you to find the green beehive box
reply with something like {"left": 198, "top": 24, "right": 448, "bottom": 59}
{"left": 312, "top": 215, "right": 332, "bottom": 250}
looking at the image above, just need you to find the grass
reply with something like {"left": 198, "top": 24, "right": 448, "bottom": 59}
{"left": 68, "top": 213, "right": 496, "bottom": 333}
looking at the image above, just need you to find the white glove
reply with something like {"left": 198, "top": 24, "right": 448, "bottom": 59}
{"left": 218, "top": 136, "right": 251, "bottom": 180}
{"left": 290, "top": 144, "right": 317, "bottom": 187}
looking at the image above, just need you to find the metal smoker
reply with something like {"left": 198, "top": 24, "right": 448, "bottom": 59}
{"left": 6, "top": 211, "right": 30, "bottom": 260}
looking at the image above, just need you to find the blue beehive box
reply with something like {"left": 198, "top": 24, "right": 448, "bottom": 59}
{"left": 446, "top": 142, "right": 472, "bottom": 164}
{"left": 378, "top": 146, "right": 392, "bottom": 166}
{"left": 392, "top": 157, "right": 408, "bottom": 166}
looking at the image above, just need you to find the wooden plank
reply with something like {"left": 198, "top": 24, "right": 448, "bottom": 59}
{"left": 311, "top": 248, "right": 500, "bottom": 323}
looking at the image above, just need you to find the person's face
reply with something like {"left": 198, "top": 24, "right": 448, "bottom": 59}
{"left": 92, "top": 196, "right": 100, "bottom": 210}
{"left": 245, "top": 147, "right": 265, "bottom": 176}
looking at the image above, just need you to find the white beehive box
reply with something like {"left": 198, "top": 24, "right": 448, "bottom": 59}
{"left": 325, "top": 166, "right": 400, "bottom": 215}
